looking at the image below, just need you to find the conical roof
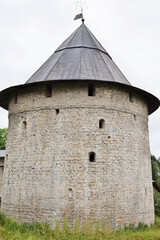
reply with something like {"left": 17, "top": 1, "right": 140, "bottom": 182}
{"left": 26, "top": 23, "right": 131, "bottom": 85}
{"left": 0, "top": 22, "right": 159, "bottom": 114}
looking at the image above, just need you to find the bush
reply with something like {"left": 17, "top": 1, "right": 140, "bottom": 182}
{"left": 151, "top": 155, "right": 160, "bottom": 217}
{"left": 154, "top": 191, "right": 160, "bottom": 217}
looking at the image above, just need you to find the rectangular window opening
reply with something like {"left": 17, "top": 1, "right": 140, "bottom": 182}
{"left": 56, "top": 109, "right": 59, "bottom": 115}
{"left": 45, "top": 85, "right": 52, "bottom": 98}
{"left": 99, "top": 119, "right": 105, "bottom": 129}
{"left": 89, "top": 152, "right": 96, "bottom": 163}
{"left": 129, "top": 91, "right": 133, "bottom": 102}
{"left": 88, "top": 83, "right": 95, "bottom": 96}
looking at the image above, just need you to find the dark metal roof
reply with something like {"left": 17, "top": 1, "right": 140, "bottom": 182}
{"left": 25, "top": 23, "right": 130, "bottom": 85}
{"left": 0, "top": 23, "right": 159, "bottom": 114}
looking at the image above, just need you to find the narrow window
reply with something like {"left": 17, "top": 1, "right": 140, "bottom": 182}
{"left": 13, "top": 93, "right": 17, "bottom": 104}
{"left": 88, "top": 83, "right": 95, "bottom": 96}
{"left": 129, "top": 91, "right": 133, "bottom": 102}
{"left": 69, "top": 189, "right": 72, "bottom": 197}
{"left": 22, "top": 121, "right": 27, "bottom": 130}
{"left": 56, "top": 109, "right": 59, "bottom": 115}
{"left": 45, "top": 85, "right": 52, "bottom": 98}
{"left": 89, "top": 152, "right": 96, "bottom": 163}
{"left": 99, "top": 119, "right": 105, "bottom": 129}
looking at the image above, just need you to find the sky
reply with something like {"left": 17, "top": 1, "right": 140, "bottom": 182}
{"left": 0, "top": 0, "right": 159, "bottom": 157}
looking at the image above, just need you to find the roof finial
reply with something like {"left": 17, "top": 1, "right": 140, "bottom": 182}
{"left": 81, "top": 0, "right": 84, "bottom": 20}
{"left": 74, "top": 0, "right": 87, "bottom": 23}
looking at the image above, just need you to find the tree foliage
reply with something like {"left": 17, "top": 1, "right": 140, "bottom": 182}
{"left": 0, "top": 128, "right": 7, "bottom": 150}
{"left": 151, "top": 155, "right": 160, "bottom": 216}
{"left": 151, "top": 155, "right": 160, "bottom": 183}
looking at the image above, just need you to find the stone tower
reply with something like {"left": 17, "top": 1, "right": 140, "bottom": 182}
{"left": 0, "top": 22, "right": 159, "bottom": 229}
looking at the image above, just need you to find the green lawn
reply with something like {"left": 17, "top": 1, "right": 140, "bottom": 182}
{"left": 0, "top": 213, "right": 160, "bottom": 240}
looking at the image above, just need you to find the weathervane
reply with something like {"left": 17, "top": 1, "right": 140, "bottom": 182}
{"left": 74, "top": 0, "right": 87, "bottom": 23}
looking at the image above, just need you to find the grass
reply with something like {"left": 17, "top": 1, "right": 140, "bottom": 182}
{"left": 0, "top": 213, "right": 160, "bottom": 239}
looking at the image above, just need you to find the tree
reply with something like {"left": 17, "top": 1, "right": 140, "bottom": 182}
{"left": 151, "top": 155, "right": 159, "bottom": 183}
{"left": 0, "top": 128, "right": 7, "bottom": 150}
{"left": 151, "top": 155, "right": 160, "bottom": 216}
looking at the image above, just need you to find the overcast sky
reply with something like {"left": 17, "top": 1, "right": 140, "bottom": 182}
{"left": 0, "top": 0, "right": 159, "bottom": 157}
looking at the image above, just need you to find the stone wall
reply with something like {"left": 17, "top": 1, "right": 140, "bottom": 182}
{"left": 0, "top": 166, "right": 4, "bottom": 197}
{"left": 2, "top": 81, "right": 154, "bottom": 228}
{"left": 0, "top": 153, "right": 5, "bottom": 209}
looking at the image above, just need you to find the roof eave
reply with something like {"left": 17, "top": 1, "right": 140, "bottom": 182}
{"left": 0, "top": 80, "right": 159, "bottom": 115}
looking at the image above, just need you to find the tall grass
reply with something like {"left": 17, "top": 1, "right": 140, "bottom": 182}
{"left": 0, "top": 212, "right": 160, "bottom": 239}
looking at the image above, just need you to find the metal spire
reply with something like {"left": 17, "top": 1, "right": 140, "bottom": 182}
{"left": 81, "top": 0, "right": 85, "bottom": 22}
{"left": 74, "top": 0, "right": 86, "bottom": 22}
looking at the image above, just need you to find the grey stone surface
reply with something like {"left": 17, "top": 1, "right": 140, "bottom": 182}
{"left": 2, "top": 81, "right": 154, "bottom": 228}
{"left": 0, "top": 151, "right": 5, "bottom": 207}
{"left": 0, "top": 168, "right": 4, "bottom": 198}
